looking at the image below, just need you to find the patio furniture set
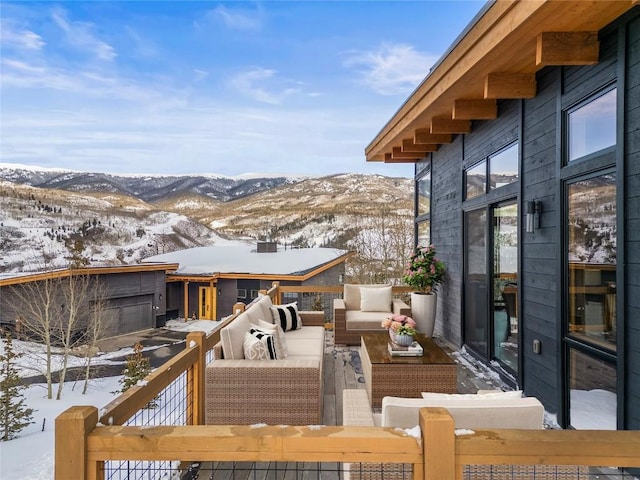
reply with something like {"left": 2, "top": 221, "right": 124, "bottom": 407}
{"left": 204, "top": 284, "right": 577, "bottom": 480}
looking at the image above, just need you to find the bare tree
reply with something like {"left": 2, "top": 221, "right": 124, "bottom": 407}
{"left": 54, "top": 272, "right": 92, "bottom": 400}
{"left": 346, "top": 207, "right": 414, "bottom": 285}
{"left": 81, "top": 279, "right": 109, "bottom": 394}
{"left": 7, "top": 275, "right": 59, "bottom": 399}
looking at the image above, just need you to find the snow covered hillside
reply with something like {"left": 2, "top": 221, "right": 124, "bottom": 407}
{"left": 1, "top": 166, "right": 412, "bottom": 274}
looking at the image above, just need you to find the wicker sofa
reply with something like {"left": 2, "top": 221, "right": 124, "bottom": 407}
{"left": 205, "top": 294, "right": 325, "bottom": 425}
{"left": 342, "top": 389, "right": 587, "bottom": 480}
{"left": 333, "top": 284, "right": 411, "bottom": 345}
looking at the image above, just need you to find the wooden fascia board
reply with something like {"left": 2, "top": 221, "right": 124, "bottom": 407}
{"left": 0, "top": 264, "right": 180, "bottom": 287}
{"left": 452, "top": 99, "right": 498, "bottom": 120}
{"left": 365, "top": 0, "right": 525, "bottom": 159}
{"left": 216, "top": 252, "right": 353, "bottom": 283}
{"left": 536, "top": 31, "right": 599, "bottom": 67}
{"left": 166, "top": 275, "right": 218, "bottom": 283}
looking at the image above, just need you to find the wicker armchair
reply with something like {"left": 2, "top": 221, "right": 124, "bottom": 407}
{"left": 334, "top": 284, "right": 411, "bottom": 345}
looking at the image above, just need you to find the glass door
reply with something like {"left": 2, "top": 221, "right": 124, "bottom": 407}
{"left": 464, "top": 202, "right": 519, "bottom": 376}
{"left": 464, "top": 208, "right": 488, "bottom": 354}
{"left": 492, "top": 202, "right": 518, "bottom": 373}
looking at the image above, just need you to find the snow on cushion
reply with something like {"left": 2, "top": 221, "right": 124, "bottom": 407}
{"left": 421, "top": 390, "right": 523, "bottom": 401}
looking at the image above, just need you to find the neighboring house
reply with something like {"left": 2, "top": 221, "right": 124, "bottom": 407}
{"left": 143, "top": 242, "right": 351, "bottom": 321}
{"left": 0, "top": 264, "right": 177, "bottom": 338}
{"left": 366, "top": 2, "right": 639, "bottom": 430}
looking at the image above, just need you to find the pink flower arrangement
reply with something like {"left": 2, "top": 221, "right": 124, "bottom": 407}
{"left": 403, "top": 244, "right": 446, "bottom": 294}
{"left": 382, "top": 314, "right": 417, "bottom": 336}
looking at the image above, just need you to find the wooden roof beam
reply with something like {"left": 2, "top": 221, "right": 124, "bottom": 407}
{"left": 484, "top": 73, "right": 536, "bottom": 99}
{"left": 402, "top": 139, "right": 438, "bottom": 153}
{"left": 431, "top": 118, "right": 472, "bottom": 134}
{"left": 414, "top": 129, "right": 453, "bottom": 145}
{"left": 536, "top": 32, "right": 599, "bottom": 67}
{"left": 392, "top": 147, "right": 429, "bottom": 159}
{"left": 452, "top": 99, "right": 498, "bottom": 120}
{"left": 385, "top": 152, "right": 418, "bottom": 164}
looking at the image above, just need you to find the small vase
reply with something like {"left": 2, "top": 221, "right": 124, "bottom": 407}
{"left": 394, "top": 333, "right": 414, "bottom": 347}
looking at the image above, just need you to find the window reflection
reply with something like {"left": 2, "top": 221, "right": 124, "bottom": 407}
{"left": 569, "top": 348, "right": 616, "bottom": 430}
{"left": 489, "top": 143, "right": 519, "bottom": 188}
{"left": 567, "top": 174, "right": 616, "bottom": 350}
{"left": 417, "top": 171, "right": 431, "bottom": 216}
{"left": 569, "top": 88, "right": 616, "bottom": 161}
{"left": 417, "top": 221, "right": 430, "bottom": 247}
{"left": 465, "top": 161, "right": 486, "bottom": 199}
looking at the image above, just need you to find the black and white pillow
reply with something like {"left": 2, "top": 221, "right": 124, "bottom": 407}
{"left": 270, "top": 302, "right": 302, "bottom": 332}
{"left": 243, "top": 328, "right": 278, "bottom": 360}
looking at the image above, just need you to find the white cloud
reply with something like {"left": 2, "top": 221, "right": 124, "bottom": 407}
{"left": 50, "top": 6, "right": 116, "bottom": 61}
{"left": 0, "top": 21, "right": 45, "bottom": 50}
{"left": 343, "top": 42, "right": 438, "bottom": 96}
{"left": 208, "top": 4, "right": 264, "bottom": 31}
{"left": 229, "top": 67, "right": 301, "bottom": 105}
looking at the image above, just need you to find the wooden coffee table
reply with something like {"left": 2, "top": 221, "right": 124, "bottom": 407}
{"left": 360, "top": 333, "right": 457, "bottom": 408}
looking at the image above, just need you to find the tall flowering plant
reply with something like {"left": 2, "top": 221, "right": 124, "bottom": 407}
{"left": 403, "top": 244, "right": 446, "bottom": 294}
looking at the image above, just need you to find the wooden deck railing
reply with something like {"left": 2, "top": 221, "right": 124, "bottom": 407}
{"left": 55, "top": 282, "right": 640, "bottom": 479}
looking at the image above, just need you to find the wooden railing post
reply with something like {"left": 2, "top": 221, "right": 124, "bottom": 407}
{"left": 272, "top": 281, "right": 281, "bottom": 305}
{"left": 55, "top": 406, "right": 99, "bottom": 480}
{"left": 420, "top": 407, "right": 458, "bottom": 480}
{"left": 186, "top": 331, "right": 206, "bottom": 425}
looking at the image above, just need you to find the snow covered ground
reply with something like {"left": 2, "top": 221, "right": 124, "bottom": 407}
{"left": 0, "top": 319, "right": 222, "bottom": 480}
{"left": 0, "top": 320, "right": 619, "bottom": 479}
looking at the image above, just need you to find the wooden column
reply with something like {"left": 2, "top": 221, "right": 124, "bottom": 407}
{"left": 186, "top": 331, "right": 206, "bottom": 425}
{"left": 55, "top": 406, "right": 99, "bottom": 480}
{"left": 420, "top": 407, "right": 458, "bottom": 480}
{"left": 183, "top": 281, "right": 189, "bottom": 322}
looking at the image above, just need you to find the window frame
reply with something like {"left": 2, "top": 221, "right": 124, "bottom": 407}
{"left": 563, "top": 84, "right": 617, "bottom": 166}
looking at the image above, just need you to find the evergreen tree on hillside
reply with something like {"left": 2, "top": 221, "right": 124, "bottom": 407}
{"left": 0, "top": 330, "right": 35, "bottom": 441}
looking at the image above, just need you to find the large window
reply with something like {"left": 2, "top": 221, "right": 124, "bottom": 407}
{"left": 567, "top": 87, "right": 616, "bottom": 162}
{"left": 563, "top": 83, "right": 618, "bottom": 430}
{"left": 567, "top": 174, "right": 617, "bottom": 351}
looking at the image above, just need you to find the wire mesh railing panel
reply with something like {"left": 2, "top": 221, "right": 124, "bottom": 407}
{"left": 194, "top": 461, "right": 412, "bottom": 479}
{"left": 104, "top": 371, "right": 191, "bottom": 480}
{"left": 462, "top": 465, "right": 640, "bottom": 480}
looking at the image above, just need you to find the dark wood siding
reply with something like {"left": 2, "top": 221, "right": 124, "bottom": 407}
{"left": 625, "top": 13, "right": 640, "bottom": 430}
{"left": 520, "top": 66, "right": 562, "bottom": 413}
{"left": 430, "top": 136, "right": 464, "bottom": 346}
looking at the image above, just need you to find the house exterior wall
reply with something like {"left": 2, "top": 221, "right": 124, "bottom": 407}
{"left": 0, "top": 269, "right": 164, "bottom": 338}
{"left": 424, "top": 10, "right": 639, "bottom": 429}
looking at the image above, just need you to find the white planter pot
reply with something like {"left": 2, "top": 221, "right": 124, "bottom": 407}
{"left": 411, "top": 292, "right": 437, "bottom": 337}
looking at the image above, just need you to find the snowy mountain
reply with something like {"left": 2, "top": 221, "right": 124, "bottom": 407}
{"left": 0, "top": 163, "right": 298, "bottom": 202}
{"left": 0, "top": 164, "right": 412, "bottom": 274}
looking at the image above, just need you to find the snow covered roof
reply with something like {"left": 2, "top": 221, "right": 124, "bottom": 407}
{"left": 142, "top": 246, "right": 349, "bottom": 276}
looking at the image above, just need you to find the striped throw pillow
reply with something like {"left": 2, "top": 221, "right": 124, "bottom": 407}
{"left": 243, "top": 328, "right": 278, "bottom": 360}
{"left": 270, "top": 302, "right": 303, "bottom": 331}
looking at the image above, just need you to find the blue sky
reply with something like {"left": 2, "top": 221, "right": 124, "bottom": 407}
{"left": 1, "top": 1, "right": 484, "bottom": 178}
